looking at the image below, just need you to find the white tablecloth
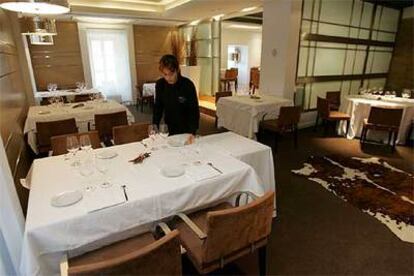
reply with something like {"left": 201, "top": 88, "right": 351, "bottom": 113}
{"left": 20, "top": 142, "right": 267, "bottom": 276}
{"left": 338, "top": 95, "right": 414, "bottom": 144}
{"left": 24, "top": 100, "right": 135, "bottom": 154}
{"left": 142, "top": 83, "right": 156, "bottom": 97}
{"left": 216, "top": 95, "right": 292, "bottom": 138}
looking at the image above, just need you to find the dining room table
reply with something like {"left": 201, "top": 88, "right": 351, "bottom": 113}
{"left": 23, "top": 99, "right": 135, "bottom": 154}
{"left": 338, "top": 95, "right": 414, "bottom": 144}
{"left": 19, "top": 132, "right": 273, "bottom": 276}
{"left": 216, "top": 95, "right": 293, "bottom": 139}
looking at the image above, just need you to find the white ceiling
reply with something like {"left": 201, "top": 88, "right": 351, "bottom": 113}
{"left": 67, "top": 0, "right": 263, "bottom": 26}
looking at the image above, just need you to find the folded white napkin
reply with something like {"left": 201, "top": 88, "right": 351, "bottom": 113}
{"left": 186, "top": 164, "right": 221, "bottom": 182}
{"left": 83, "top": 185, "right": 126, "bottom": 213}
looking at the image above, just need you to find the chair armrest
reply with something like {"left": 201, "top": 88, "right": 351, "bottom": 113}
{"left": 235, "top": 191, "right": 259, "bottom": 207}
{"left": 157, "top": 222, "right": 186, "bottom": 254}
{"left": 261, "top": 113, "right": 268, "bottom": 122}
{"left": 176, "top": 213, "right": 207, "bottom": 240}
{"left": 60, "top": 254, "right": 68, "bottom": 276}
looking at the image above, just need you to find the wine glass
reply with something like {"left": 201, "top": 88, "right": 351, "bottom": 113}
{"left": 96, "top": 158, "right": 112, "bottom": 188}
{"left": 159, "top": 124, "right": 169, "bottom": 139}
{"left": 148, "top": 124, "right": 159, "bottom": 150}
{"left": 79, "top": 158, "right": 95, "bottom": 192}
{"left": 66, "top": 136, "right": 80, "bottom": 166}
{"left": 79, "top": 135, "right": 92, "bottom": 151}
{"left": 47, "top": 83, "right": 53, "bottom": 92}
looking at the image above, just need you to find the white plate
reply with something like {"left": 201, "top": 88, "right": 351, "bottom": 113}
{"left": 51, "top": 190, "right": 83, "bottom": 207}
{"left": 38, "top": 110, "right": 51, "bottom": 115}
{"left": 160, "top": 165, "right": 185, "bottom": 178}
{"left": 167, "top": 134, "right": 190, "bottom": 147}
{"left": 96, "top": 150, "right": 118, "bottom": 159}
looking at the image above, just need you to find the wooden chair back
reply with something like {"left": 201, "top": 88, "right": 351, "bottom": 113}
{"left": 73, "top": 94, "right": 91, "bottom": 103}
{"left": 202, "top": 191, "right": 274, "bottom": 264}
{"left": 51, "top": 131, "right": 101, "bottom": 156}
{"left": 36, "top": 118, "right": 78, "bottom": 153}
{"left": 367, "top": 107, "right": 403, "bottom": 127}
{"left": 67, "top": 230, "right": 182, "bottom": 276}
{"left": 250, "top": 67, "right": 260, "bottom": 89}
{"left": 277, "top": 106, "right": 302, "bottom": 130}
{"left": 317, "top": 97, "right": 330, "bottom": 119}
{"left": 94, "top": 111, "right": 128, "bottom": 140}
{"left": 215, "top": 91, "right": 232, "bottom": 103}
{"left": 225, "top": 68, "right": 238, "bottom": 79}
{"left": 113, "top": 123, "right": 150, "bottom": 145}
{"left": 326, "top": 91, "right": 341, "bottom": 106}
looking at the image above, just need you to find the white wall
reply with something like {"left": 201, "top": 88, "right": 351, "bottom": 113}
{"left": 221, "top": 25, "right": 262, "bottom": 71}
{"left": 259, "top": 0, "right": 302, "bottom": 99}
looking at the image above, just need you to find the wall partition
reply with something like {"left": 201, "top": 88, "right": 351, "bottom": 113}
{"left": 296, "top": 0, "right": 401, "bottom": 110}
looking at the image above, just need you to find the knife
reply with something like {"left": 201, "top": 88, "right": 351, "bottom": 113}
{"left": 121, "top": 185, "right": 128, "bottom": 201}
{"left": 207, "top": 162, "right": 223, "bottom": 174}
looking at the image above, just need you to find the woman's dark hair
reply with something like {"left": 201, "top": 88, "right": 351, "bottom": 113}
{"left": 159, "top": 54, "right": 179, "bottom": 72}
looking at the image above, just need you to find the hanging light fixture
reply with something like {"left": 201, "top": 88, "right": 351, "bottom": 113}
{"left": 21, "top": 16, "right": 57, "bottom": 36}
{"left": 0, "top": 0, "right": 70, "bottom": 15}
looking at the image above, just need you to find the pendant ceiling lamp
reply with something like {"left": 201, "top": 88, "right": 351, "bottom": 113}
{"left": 0, "top": 0, "right": 70, "bottom": 15}
{"left": 21, "top": 16, "right": 57, "bottom": 36}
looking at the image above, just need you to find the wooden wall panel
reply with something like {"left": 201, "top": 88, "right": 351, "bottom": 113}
{"left": 29, "top": 21, "right": 84, "bottom": 91}
{"left": 133, "top": 25, "right": 176, "bottom": 88}
{"left": 0, "top": 10, "right": 30, "bottom": 215}
{"left": 387, "top": 18, "right": 414, "bottom": 91}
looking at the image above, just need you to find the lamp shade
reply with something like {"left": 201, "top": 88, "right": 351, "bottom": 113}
{"left": 0, "top": 0, "right": 70, "bottom": 15}
{"left": 21, "top": 17, "right": 57, "bottom": 36}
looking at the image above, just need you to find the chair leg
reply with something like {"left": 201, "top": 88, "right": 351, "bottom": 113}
{"left": 360, "top": 127, "right": 365, "bottom": 144}
{"left": 392, "top": 131, "right": 398, "bottom": 152}
{"left": 388, "top": 131, "right": 393, "bottom": 146}
{"left": 258, "top": 245, "right": 267, "bottom": 276}
{"left": 345, "top": 120, "right": 350, "bottom": 136}
{"left": 314, "top": 114, "right": 319, "bottom": 132}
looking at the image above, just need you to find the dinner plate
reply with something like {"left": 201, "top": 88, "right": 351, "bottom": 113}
{"left": 51, "top": 190, "right": 83, "bottom": 207}
{"left": 167, "top": 134, "right": 190, "bottom": 147}
{"left": 38, "top": 110, "right": 51, "bottom": 115}
{"left": 96, "top": 150, "right": 118, "bottom": 159}
{"left": 160, "top": 165, "right": 185, "bottom": 178}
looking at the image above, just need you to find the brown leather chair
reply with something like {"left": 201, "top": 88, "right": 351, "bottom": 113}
{"left": 220, "top": 69, "right": 238, "bottom": 92}
{"left": 61, "top": 230, "right": 181, "bottom": 276}
{"left": 73, "top": 94, "right": 92, "bottom": 103}
{"left": 173, "top": 191, "right": 274, "bottom": 275}
{"left": 315, "top": 97, "right": 350, "bottom": 136}
{"left": 36, "top": 119, "right": 78, "bottom": 154}
{"left": 326, "top": 91, "right": 341, "bottom": 111}
{"left": 214, "top": 91, "right": 232, "bottom": 127}
{"left": 51, "top": 131, "right": 101, "bottom": 156}
{"left": 93, "top": 111, "right": 128, "bottom": 143}
{"left": 360, "top": 106, "right": 403, "bottom": 151}
{"left": 113, "top": 123, "right": 150, "bottom": 145}
{"left": 259, "top": 106, "right": 302, "bottom": 149}
{"left": 250, "top": 67, "right": 260, "bottom": 94}
{"left": 136, "top": 82, "right": 155, "bottom": 113}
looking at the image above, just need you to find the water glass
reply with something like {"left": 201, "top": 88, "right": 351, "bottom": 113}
{"left": 79, "top": 135, "right": 92, "bottom": 151}
{"left": 79, "top": 159, "right": 96, "bottom": 192}
{"left": 66, "top": 136, "right": 80, "bottom": 166}
{"left": 159, "top": 124, "right": 169, "bottom": 139}
{"left": 96, "top": 158, "right": 112, "bottom": 188}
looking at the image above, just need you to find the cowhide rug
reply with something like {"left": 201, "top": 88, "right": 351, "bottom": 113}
{"left": 292, "top": 155, "right": 414, "bottom": 243}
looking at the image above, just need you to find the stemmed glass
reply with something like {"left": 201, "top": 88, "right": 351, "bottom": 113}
{"left": 79, "top": 158, "right": 95, "bottom": 192}
{"left": 148, "top": 124, "right": 159, "bottom": 150}
{"left": 159, "top": 124, "right": 169, "bottom": 138}
{"left": 47, "top": 83, "right": 53, "bottom": 92}
{"left": 95, "top": 158, "right": 112, "bottom": 188}
{"left": 79, "top": 135, "right": 92, "bottom": 151}
{"left": 66, "top": 136, "right": 80, "bottom": 167}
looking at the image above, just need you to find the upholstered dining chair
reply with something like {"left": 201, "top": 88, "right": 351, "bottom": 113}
{"left": 60, "top": 230, "right": 182, "bottom": 276}
{"left": 36, "top": 118, "right": 78, "bottom": 155}
{"left": 326, "top": 91, "right": 341, "bottom": 111}
{"left": 214, "top": 91, "right": 233, "bottom": 127}
{"left": 315, "top": 97, "right": 350, "bottom": 136}
{"left": 113, "top": 123, "right": 150, "bottom": 145}
{"left": 51, "top": 131, "right": 101, "bottom": 156}
{"left": 172, "top": 191, "right": 274, "bottom": 275}
{"left": 360, "top": 106, "right": 403, "bottom": 151}
{"left": 136, "top": 82, "right": 155, "bottom": 113}
{"left": 250, "top": 67, "right": 260, "bottom": 94}
{"left": 259, "top": 106, "right": 302, "bottom": 150}
{"left": 92, "top": 111, "right": 128, "bottom": 145}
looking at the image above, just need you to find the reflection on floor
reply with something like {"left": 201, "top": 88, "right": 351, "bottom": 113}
{"left": 129, "top": 105, "right": 414, "bottom": 275}
{"left": 199, "top": 95, "right": 216, "bottom": 117}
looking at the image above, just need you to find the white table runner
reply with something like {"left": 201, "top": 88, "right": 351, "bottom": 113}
{"left": 24, "top": 100, "right": 135, "bottom": 153}
{"left": 216, "top": 95, "right": 292, "bottom": 138}
{"left": 20, "top": 141, "right": 266, "bottom": 276}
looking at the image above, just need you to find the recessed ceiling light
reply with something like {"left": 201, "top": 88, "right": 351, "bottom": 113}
{"left": 0, "top": 0, "right": 70, "bottom": 15}
{"left": 241, "top": 6, "right": 257, "bottom": 12}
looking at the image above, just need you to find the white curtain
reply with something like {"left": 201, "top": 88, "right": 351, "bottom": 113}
{"left": 86, "top": 29, "right": 132, "bottom": 102}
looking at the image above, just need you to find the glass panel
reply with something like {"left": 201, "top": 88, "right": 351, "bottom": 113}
{"left": 318, "top": 23, "right": 349, "bottom": 37}
{"left": 350, "top": 80, "right": 362, "bottom": 95}
{"left": 358, "top": 29, "right": 370, "bottom": 39}
{"left": 379, "top": 7, "right": 399, "bottom": 32}
{"left": 303, "top": 0, "right": 313, "bottom": 19}
{"left": 212, "top": 38, "right": 219, "bottom": 57}
{"left": 373, "top": 6, "right": 382, "bottom": 30}
{"left": 369, "top": 51, "right": 392, "bottom": 73}
{"left": 307, "top": 46, "right": 316, "bottom": 76}
{"left": 376, "top": 31, "right": 395, "bottom": 42}
{"left": 367, "top": 78, "right": 386, "bottom": 89}
{"left": 212, "top": 58, "right": 220, "bottom": 93}
{"left": 361, "top": 2, "right": 373, "bottom": 28}
{"left": 197, "top": 58, "right": 212, "bottom": 95}
{"left": 351, "top": 0, "right": 363, "bottom": 27}
{"left": 195, "top": 23, "right": 211, "bottom": 39}
{"left": 313, "top": 0, "right": 320, "bottom": 21}
{"left": 320, "top": 0, "right": 352, "bottom": 25}
{"left": 301, "top": 20, "right": 311, "bottom": 35}
{"left": 196, "top": 40, "right": 211, "bottom": 57}
{"left": 314, "top": 48, "right": 346, "bottom": 76}
{"left": 343, "top": 50, "right": 355, "bottom": 75}
{"left": 352, "top": 50, "right": 366, "bottom": 74}
{"left": 341, "top": 80, "right": 351, "bottom": 96}
{"left": 298, "top": 47, "right": 308, "bottom": 77}
{"left": 308, "top": 81, "right": 342, "bottom": 109}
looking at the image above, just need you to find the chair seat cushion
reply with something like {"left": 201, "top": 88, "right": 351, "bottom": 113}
{"left": 363, "top": 118, "right": 399, "bottom": 131}
{"left": 260, "top": 119, "right": 280, "bottom": 132}
{"left": 328, "top": 111, "right": 350, "bottom": 120}
{"left": 69, "top": 232, "right": 155, "bottom": 268}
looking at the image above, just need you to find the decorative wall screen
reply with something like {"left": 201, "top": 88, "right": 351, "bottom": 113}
{"left": 297, "top": 0, "right": 401, "bottom": 110}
